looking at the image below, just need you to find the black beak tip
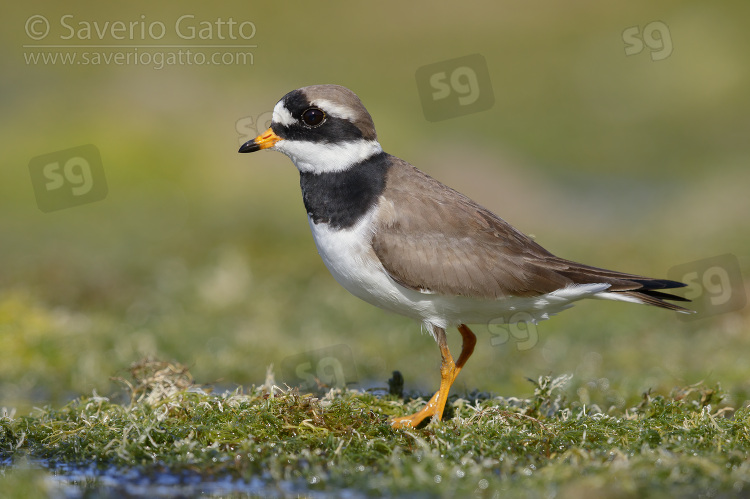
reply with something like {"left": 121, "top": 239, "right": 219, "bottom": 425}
{"left": 238, "top": 140, "right": 260, "bottom": 153}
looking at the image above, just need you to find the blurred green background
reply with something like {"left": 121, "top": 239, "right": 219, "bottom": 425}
{"left": 1, "top": 1, "right": 749, "bottom": 414}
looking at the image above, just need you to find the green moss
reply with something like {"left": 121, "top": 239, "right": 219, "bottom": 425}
{"left": 2, "top": 362, "right": 749, "bottom": 497}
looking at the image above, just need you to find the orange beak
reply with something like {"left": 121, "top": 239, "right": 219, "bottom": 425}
{"left": 238, "top": 127, "right": 282, "bottom": 153}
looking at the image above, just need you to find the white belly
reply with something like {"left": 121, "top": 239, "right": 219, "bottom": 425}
{"left": 307, "top": 211, "right": 424, "bottom": 320}
{"left": 307, "top": 210, "right": 611, "bottom": 333}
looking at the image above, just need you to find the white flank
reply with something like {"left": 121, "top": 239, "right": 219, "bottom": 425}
{"left": 275, "top": 139, "right": 383, "bottom": 174}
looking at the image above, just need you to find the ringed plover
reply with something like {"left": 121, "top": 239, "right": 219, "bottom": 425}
{"left": 238, "top": 84, "right": 691, "bottom": 428}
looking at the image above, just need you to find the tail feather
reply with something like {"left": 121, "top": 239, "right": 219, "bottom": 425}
{"left": 620, "top": 290, "right": 693, "bottom": 313}
{"left": 551, "top": 259, "right": 694, "bottom": 314}
{"left": 622, "top": 279, "right": 693, "bottom": 313}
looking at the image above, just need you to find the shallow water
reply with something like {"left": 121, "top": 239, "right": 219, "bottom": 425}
{"left": 3, "top": 458, "right": 367, "bottom": 499}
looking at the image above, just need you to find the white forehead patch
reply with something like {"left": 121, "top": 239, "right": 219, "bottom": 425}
{"left": 272, "top": 100, "right": 296, "bottom": 127}
{"left": 310, "top": 98, "right": 359, "bottom": 121}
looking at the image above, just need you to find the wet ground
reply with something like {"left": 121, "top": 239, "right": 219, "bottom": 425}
{"left": 2, "top": 458, "right": 366, "bottom": 499}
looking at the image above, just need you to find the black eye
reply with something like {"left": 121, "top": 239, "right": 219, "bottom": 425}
{"left": 301, "top": 107, "right": 326, "bottom": 127}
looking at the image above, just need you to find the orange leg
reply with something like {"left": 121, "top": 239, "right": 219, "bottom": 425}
{"left": 391, "top": 324, "right": 477, "bottom": 428}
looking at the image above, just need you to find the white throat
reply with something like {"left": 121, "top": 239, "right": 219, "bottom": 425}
{"left": 274, "top": 139, "right": 383, "bottom": 174}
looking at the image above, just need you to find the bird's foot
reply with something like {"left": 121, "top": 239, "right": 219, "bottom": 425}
{"left": 391, "top": 391, "right": 443, "bottom": 429}
{"left": 390, "top": 325, "right": 477, "bottom": 429}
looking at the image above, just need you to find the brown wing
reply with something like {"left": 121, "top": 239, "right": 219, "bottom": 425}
{"left": 372, "top": 157, "right": 691, "bottom": 311}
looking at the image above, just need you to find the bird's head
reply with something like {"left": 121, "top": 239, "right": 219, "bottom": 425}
{"left": 239, "top": 84, "right": 383, "bottom": 174}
